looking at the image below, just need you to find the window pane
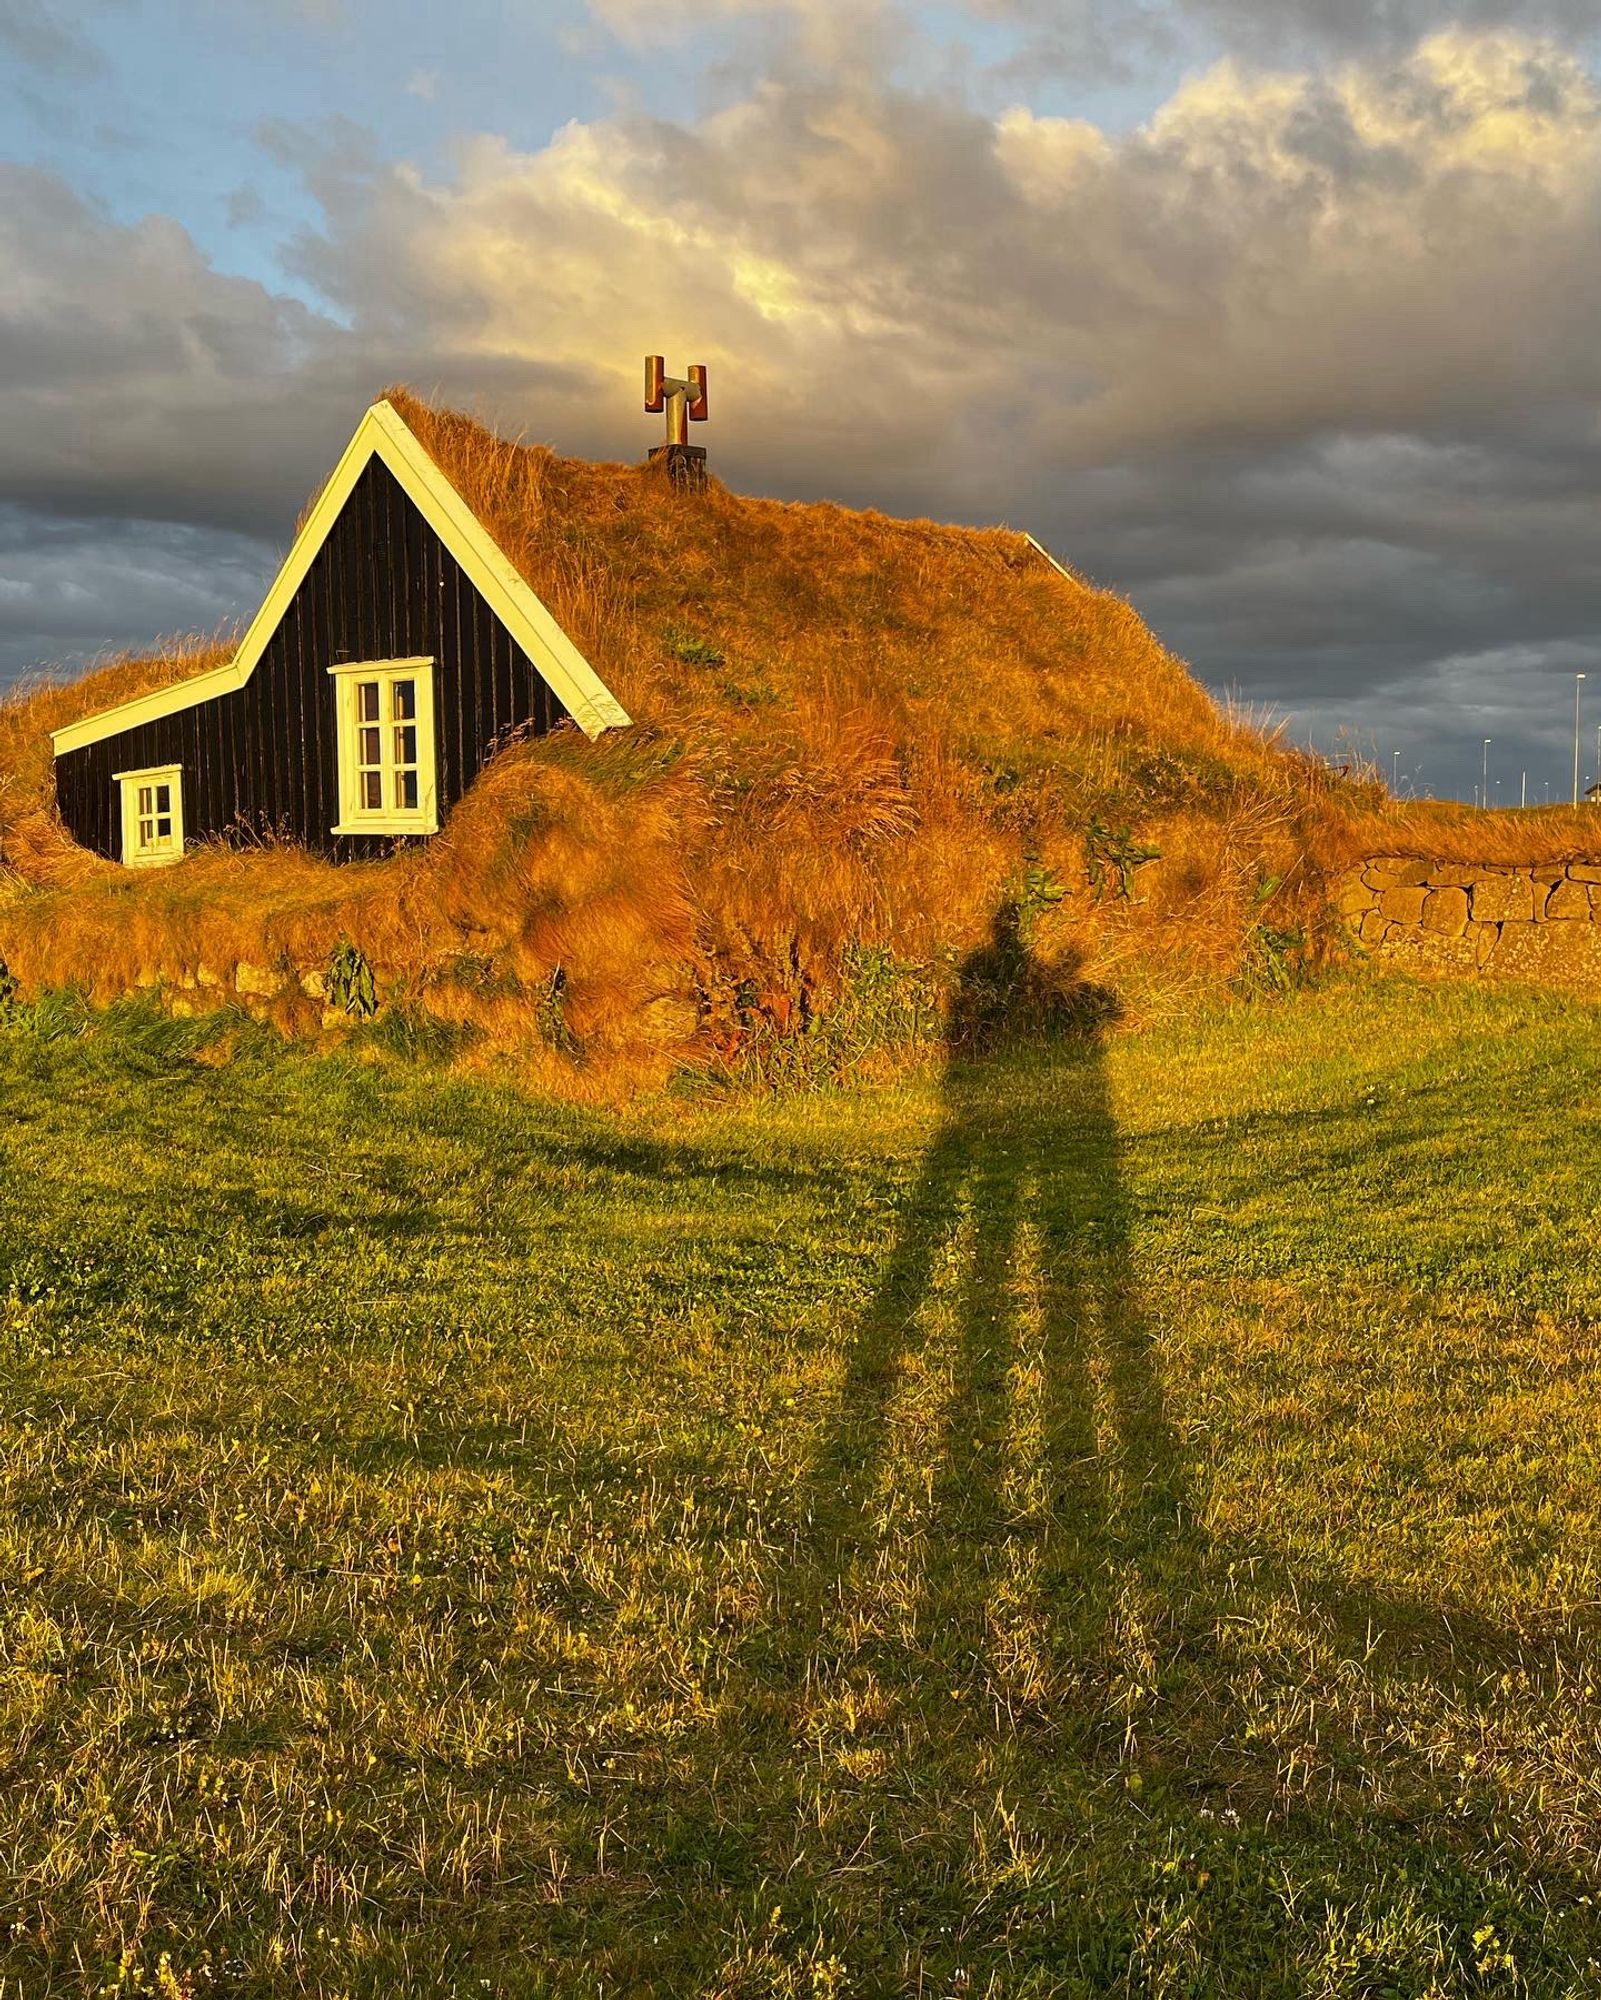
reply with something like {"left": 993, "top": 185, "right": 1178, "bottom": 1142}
{"left": 396, "top": 769, "right": 419, "bottom": 811}
{"left": 155, "top": 785, "right": 170, "bottom": 812}
{"left": 156, "top": 818, "right": 172, "bottom": 840}
{"left": 139, "top": 786, "right": 152, "bottom": 814}
{"left": 359, "top": 726, "right": 381, "bottom": 765}
{"left": 359, "top": 682, "right": 380, "bottom": 721}
{"left": 362, "top": 770, "right": 384, "bottom": 810}
{"left": 138, "top": 819, "right": 154, "bottom": 845}
{"left": 394, "top": 725, "right": 417, "bottom": 766}
{"left": 392, "top": 680, "right": 416, "bottom": 720}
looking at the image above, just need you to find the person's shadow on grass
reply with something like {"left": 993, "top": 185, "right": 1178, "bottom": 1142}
{"left": 694, "top": 903, "right": 1214, "bottom": 1983}
{"left": 795, "top": 902, "right": 1195, "bottom": 1726}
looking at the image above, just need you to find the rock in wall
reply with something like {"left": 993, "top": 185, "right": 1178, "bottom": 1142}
{"left": 1337, "top": 858, "right": 1601, "bottom": 988}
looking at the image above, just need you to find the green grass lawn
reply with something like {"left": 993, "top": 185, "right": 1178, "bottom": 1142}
{"left": 4, "top": 979, "right": 1601, "bottom": 1997}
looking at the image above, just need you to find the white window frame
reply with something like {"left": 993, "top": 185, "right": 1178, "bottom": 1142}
{"left": 327, "top": 656, "right": 439, "bottom": 837}
{"left": 114, "top": 763, "right": 185, "bottom": 868}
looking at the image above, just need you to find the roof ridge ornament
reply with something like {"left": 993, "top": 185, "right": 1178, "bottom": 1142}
{"left": 644, "top": 355, "right": 709, "bottom": 490}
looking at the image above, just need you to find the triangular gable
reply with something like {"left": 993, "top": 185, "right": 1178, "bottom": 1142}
{"left": 51, "top": 400, "right": 631, "bottom": 757}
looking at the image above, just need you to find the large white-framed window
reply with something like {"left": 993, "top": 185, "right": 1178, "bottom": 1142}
{"left": 114, "top": 763, "right": 185, "bottom": 868}
{"left": 327, "top": 656, "right": 439, "bottom": 837}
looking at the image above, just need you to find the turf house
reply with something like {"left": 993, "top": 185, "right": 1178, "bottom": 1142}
{"left": 1, "top": 384, "right": 1404, "bottom": 1093}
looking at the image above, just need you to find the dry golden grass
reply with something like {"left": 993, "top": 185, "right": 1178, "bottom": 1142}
{"left": 4, "top": 387, "right": 1552, "bottom": 1091}
{"left": 1323, "top": 796, "right": 1601, "bottom": 869}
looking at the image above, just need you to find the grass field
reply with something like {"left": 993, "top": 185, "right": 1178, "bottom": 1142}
{"left": 4, "top": 979, "right": 1601, "bottom": 1996}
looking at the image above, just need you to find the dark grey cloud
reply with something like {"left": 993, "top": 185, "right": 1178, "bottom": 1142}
{"left": 1009, "top": 417, "right": 1601, "bottom": 797}
{"left": 974, "top": 0, "right": 1601, "bottom": 75}
{"left": 0, "top": 505, "right": 274, "bottom": 688}
{"left": 0, "top": 166, "right": 373, "bottom": 536}
{"left": 1183, "top": 0, "right": 1601, "bottom": 58}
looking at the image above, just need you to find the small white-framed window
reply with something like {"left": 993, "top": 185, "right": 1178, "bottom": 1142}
{"left": 327, "top": 657, "right": 439, "bottom": 837}
{"left": 114, "top": 763, "right": 185, "bottom": 868}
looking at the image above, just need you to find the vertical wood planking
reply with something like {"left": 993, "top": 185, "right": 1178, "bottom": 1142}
{"left": 304, "top": 544, "right": 327, "bottom": 838}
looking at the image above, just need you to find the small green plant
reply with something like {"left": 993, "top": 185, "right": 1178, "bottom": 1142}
{"left": 326, "top": 939, "right": 377, "bottom": 1020}
{"left": 1084, "top": 820, "right": 1161, "bottom": 901}
{"left": 718, "top": 671, "right": 779, "bottom": 708}
{"left": 1017, "top": 860, "right": 1068, "bottom": 937}
{"left": 0, "top": 958, "right": 18, "bottom": 1028}
{"left": 984, "top": 759, "right": 1023, "bottom": 798}
{"left": 1242, "top": 923, "right": 1308, "bottom": 993}
{"left": 663, "top": 626, "right": 724, "bottom": 668}
{"left": 1241, "top": 874, "right": 1309, "bottom": 995}
{"left": 1122, "top": 745, "right": 1240, "bottom": 811}
{"left": 445, "top": 951, "right": 517, "bottom": 997}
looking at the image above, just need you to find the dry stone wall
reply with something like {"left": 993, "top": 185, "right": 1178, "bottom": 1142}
{"left": 1337, "top": 858, "right": 1601, "bottom": 988}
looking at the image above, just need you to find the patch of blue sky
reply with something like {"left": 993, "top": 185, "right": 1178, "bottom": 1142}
{"left": 1, "top": 0, "right": 716, "bottom": 310}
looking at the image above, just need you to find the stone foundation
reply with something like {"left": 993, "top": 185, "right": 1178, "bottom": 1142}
{"left": 1338, "top": 857, "right": 1601, "bottom": 988}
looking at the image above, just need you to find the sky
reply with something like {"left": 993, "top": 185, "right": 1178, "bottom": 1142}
{"left": 4, "top": 0, "right": 1601, "bottom": 803}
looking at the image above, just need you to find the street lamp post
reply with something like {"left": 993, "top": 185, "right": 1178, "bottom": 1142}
{"left": 1576, "top": 674, "right": 1587, "bottom": 808}
{"left": 1392, "top": 749, "right": 1400, "bottom": 794}
{"left": 1483, "top": 737, "right": 1491, "bottom": 811}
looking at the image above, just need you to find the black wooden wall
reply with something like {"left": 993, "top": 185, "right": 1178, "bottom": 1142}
{"left": 55, "top": 456, "right": 571, "bottom": 862}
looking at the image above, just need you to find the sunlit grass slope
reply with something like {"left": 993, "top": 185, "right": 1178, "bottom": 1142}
{"left": 0, "top": 391, "right": 1388, "bottom": 1095}
{"left": 4, "top": 978, "right": 1601, "bottom": 1993}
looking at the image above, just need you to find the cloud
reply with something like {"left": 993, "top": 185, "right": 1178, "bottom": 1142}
{"left": 0, "top": 166, "right": 376, "bottom": 538}
{"left": 585, "top": 0, "right": 1601, "bottom": 72}
{"left": 5, "top": 23, "right": 1601, "bottom": 794}
{"left": 0, "top": 0, "right": 106, "bottom": 78}
{"left": 225, "top": 184, "right": 267, "bottom": 228}
{"left": 994, "top": 33, "right": 1601, "bottom": 453}
{"left": 0, "top": 507, "right": 273, "bottom": 688}
{"left": 1178, "top": 0, "right": 1601, "bottom": 59}
{"left": 582, "top": 0, "right": 929, "bottom": 77}
{"left": 271, "top": 29, "right": 1601, "bottom": 489}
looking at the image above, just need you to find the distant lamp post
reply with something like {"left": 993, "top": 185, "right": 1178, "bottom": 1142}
{"left": 1576, "top": 673, "right": 1587, "bottom": 808}
{"left": 1521, "top": 770, "right": 1528, "bottom": 809}
{"left": 1482, "top": 736, "right": 1491, "bottom": 811}
{"left": 1392, "top": 749, "right": 1400, "bottom": 794}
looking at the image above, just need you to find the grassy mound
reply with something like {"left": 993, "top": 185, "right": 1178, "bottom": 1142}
{"left": 1, "top": 390, "right": 1382, "bottom": 1093}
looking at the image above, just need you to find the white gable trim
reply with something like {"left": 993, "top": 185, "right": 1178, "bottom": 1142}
{"left": 51, "top": 400, "right": 631, "bottom": 757}
{"left": 1022, "top": 532, "right": 1085, "bottom": 587}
